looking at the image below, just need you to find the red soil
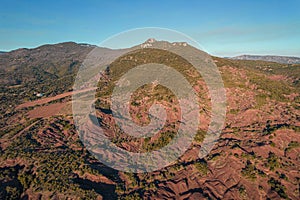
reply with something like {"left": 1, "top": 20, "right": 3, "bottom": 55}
{"left": 17, "top": 87, "right": 97, "bottom": 109}
{"left": 27, "top": 103, "right": 67, "bottom": 118}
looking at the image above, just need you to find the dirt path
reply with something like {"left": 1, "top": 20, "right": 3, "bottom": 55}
{"left": 0, "top": 119, "right": 41, "bottom": 150}
{"left": 27, "top": 102, "right": 68, "bottom": 118}
{"left": 17, "top": 87, "right": 97, "bottom": 109}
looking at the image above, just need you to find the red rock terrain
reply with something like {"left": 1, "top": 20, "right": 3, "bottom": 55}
{"left": 0, "top": 42, "right": 299, "bottom": 199}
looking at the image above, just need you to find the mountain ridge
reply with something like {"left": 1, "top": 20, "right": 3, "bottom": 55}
{"left": 231, "top": 54, "right": 300, "bottom": 64}
{"left": 3, "top": 41, "right": 300, "bottom": 65}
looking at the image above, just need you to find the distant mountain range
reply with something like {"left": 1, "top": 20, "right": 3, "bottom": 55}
{"left": 3, "top": 43, "right": 300, "bottom": 64}
{"left": 230, "top": 55, "right": 300, "bottom": 64}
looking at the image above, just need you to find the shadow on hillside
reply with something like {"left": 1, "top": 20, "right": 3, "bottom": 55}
{"left": 73, "top": 177, "right": 117, "bottom": 200}
{"left": 88, "top": 161, "right": 122, "bottom": 184}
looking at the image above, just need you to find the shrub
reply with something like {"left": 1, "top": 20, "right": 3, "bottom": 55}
{"left": 268, "top": 177, "right": 289, "bottom": 199}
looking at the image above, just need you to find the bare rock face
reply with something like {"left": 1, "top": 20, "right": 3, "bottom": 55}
{"left": 0, "top": 42, "right": 299, "bottom": 199}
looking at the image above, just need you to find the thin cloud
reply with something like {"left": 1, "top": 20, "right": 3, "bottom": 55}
{"left": 193, "top": 22, "right": 300, "bottom": 43}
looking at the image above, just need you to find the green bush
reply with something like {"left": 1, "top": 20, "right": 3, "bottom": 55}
{"left": 268, "top": 177, "right": 289, "bottom": 199}
{"left": 266, "top": 152, "right": 280, "bottom": 171}
{"left": 194, "top": 159, "right": 208, "bottom": 175}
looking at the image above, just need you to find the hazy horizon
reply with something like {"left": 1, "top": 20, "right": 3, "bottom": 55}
{"left": 1, "top": 0, "right": 300, "bottom": 57}
{"left": 1, "top": 40, "right": 300, "bottom": 59}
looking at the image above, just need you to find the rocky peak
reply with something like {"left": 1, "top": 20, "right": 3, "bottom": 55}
{"left": 145, "top": 38, "right": 157, "bottom": 43}
{"left": 140, "top": 38, "right": 189, "bottom": 49}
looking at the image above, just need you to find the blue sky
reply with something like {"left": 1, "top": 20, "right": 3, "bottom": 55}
{"left": 1, "top": 0, "right": 299, "bottom": 57}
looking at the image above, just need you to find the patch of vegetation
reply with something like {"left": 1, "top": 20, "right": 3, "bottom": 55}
{"left": 0, "top": 166, "right": 23, "bottom": 200}
{"left": 285, "top": 141, "right": 300, "bottom": 152}
{"left": 247, "top": 71, "right": 293, "bottom": 103}
{"left": 0, "top": 118, "right": 39, "bottom": 138}
{"left": 238, "top": 185, "right": 247, "bottom": 198}
{"left": 219, "top": 67, "right": 246, "bottom": 88}
{"left": 121, "top": 191, "right": 142, "bottom": 200}
{"left": 263, "top": 121, "right": 300, "bottom": 136}
{"left": 123, "top": 172, "right": 139, "bottom": 190}
{"left": 0, "top": 116, "right": 117, "bottom": 198}
{"left": 194, "top": 159, "right": 208, "bottom": 175}
{"left": 227, "top": 59, "right": 300, "bottom": 89}
{"left": 194, "top": 129, "right": 206, "bottom": 143}
{"left": 255, "top": 93, "right": 268, "bottom": 108}
{"left": 207, "top": 152, "right": 221, "bottom": 161}
{"left": 142, "top": 130, "right": 177, "bottom": 152}
{"left": 241, "top": 151, "right": 256, "bottom": 160}
{"left": 266, "top": 152, "right": 280, "bottom": 171}
{"left": 97, "top": 48, "right": 203, "bottom": 99}
{"left": 268, "top": 177, "right": 289, "bottom": 199}
{"left": 270, "top": 141, "right": 276, "bottom": 147}
{"left": 229, "top": 108, "right": 240, "bottom": 114}
{"left": 276, "top": 171, "right": 288, "bottom": 181}
{"left": 241, "top": 160, "right": 265, "bottom": 181}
